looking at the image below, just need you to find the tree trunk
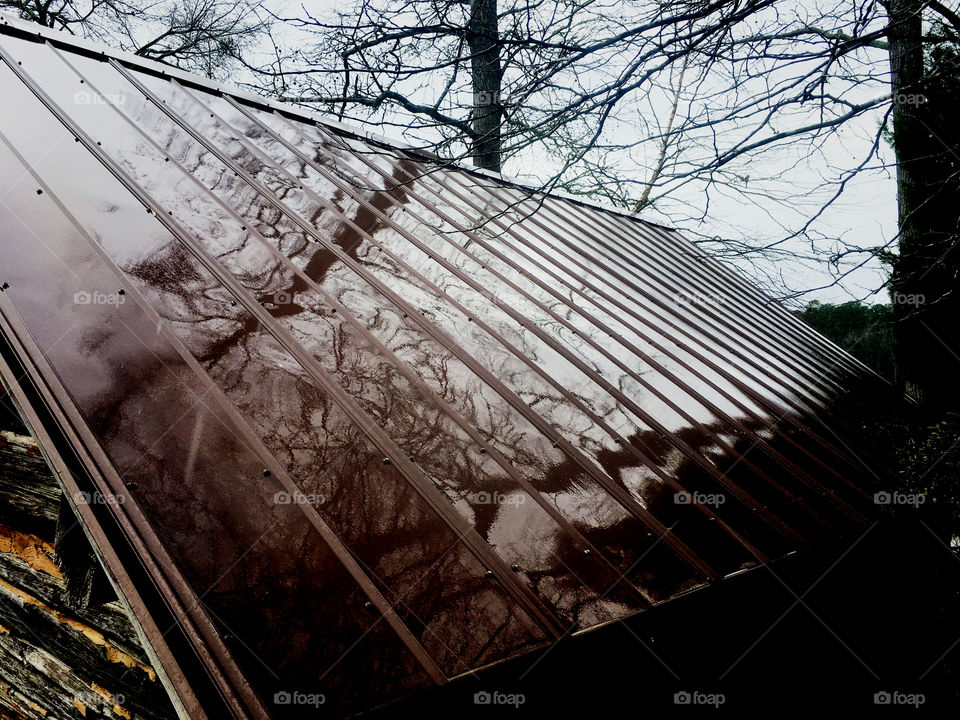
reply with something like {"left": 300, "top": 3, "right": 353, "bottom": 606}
{"left": 467, "top": 0, "right": 503, "bottom": 172}
{"left": 886, "top": 0, "right": 929, "bottom": 401}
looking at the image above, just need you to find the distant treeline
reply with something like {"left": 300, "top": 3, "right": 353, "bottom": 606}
{"left": 794, "top": 301, "right": 896, "bottom": 382}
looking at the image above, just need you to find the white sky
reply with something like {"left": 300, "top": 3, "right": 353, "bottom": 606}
{"left": 253, "top": 0, "right": 899, "bottom": 307}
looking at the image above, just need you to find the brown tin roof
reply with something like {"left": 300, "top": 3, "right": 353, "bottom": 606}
{"left": 0, "top": 15, "right": 893, "bottom": 718}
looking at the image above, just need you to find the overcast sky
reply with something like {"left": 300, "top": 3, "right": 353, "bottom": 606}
{"left": 254, "top": 0, "right": 898, "bottom": 308}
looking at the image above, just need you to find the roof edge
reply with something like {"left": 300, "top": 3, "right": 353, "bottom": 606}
{"left": 0, "top": 13, "right": 676, "bottom": 233}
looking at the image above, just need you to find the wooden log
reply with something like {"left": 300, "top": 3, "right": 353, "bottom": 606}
{"left": 54, "top": 498, "right": 115, "bottom": 611}
{"left": 0, "top": 550, "right": 176, "bottom": 720}
{"left": 0, "top": 431, "right": 59, "bottom": 541}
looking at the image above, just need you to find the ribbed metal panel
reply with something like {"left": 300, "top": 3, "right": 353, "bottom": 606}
{"left": 0, "top": 16, "right": 892, "bottom": 718}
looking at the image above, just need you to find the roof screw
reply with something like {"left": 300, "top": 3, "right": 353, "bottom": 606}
{"left": 552, "top": 442, "right": 559, "bottom": 449}
{"left": 479, "top": 448, "right": 485, "bottom": 454}
{"left": 383, "top": 458, "right": 391, "bottom": 465}
{"left": 510, "top": 564, "right": 520, "bottom": 572}
{"left": 363, "top": 600, "right": 373, "bottom": 609}
{"left": 222, "top": 633, "right": 233, "bottom": 641}
{"left": 484, "top": 570, "right": 494, "bottom": 579}
{"left": 583, "top": 549, "right": 592, "bottom": 557}
{"left": 262, "top": 469, "right": 271, "bottom": 477}
{"left": 35, "top": 188, "right": 42, "bottom": 195}
{"left": 0, "top": 283, "right": 8, "bottom": 291}
{"left": 125, "top": 480, "right": 138, "bottom": 489}
{"left": 117, "top": 289, "right": 125, "bottom": 295}
{"left": 408, "top": 456, "right": 416, "bottom": 463}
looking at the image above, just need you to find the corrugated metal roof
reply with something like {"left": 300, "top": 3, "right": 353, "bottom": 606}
{"left": 0, "top": 15, "right": 894, "bottom": 718}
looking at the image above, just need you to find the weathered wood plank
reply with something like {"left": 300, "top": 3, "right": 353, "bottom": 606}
{"left": 55, "top": 498, "right": 115, "bottom": 610}
{"left": 0, "top": 551, "right": 150, "bottom": 667}
{"left": 0, "top": 571, "right": 176, "bottom": 720}
{"left": 0, "top": 431, "right": 59, "bottom": 540}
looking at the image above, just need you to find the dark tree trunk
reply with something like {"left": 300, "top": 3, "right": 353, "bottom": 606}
{"left": 466, "top": 0, "right": 503, "bottom": 172}
{"left": 887, "top": 0, "right": 935, "bottom": 403}
{"left": 887, "top": 0, "right": 960, "bottom": 409}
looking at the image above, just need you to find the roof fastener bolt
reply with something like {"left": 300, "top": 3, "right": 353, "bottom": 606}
{"left": 479, "top": 448, "right": 485, "bottom": 454}
{"left": 383, "top": 458, "right": 391, "bottom": 465}
{"left": 0, "top": 283, "right": 8, "bottom": 290}
{"left": 117, "top": 289, "right": 125, "bottom": 295}
{"left": 583, "top": 549, "right": 592, "bottom": 557}
{"left": 35, "top": 189, "right": 42, "bottom": 195}
{"left": 484, "top": 570, "right": 494, "bottom": 579}
{"left": 125, "top": 481, "right": 138, "bottom": 489}
{"left": 552, "top": 442, "right": 559, "bottom": 449}
{"left": 262, "top": 469, "right": 271, "bottom": 477}
{"left": 510, "top": 564, "right": 520, "bottom": 572}
{"left": 409, "top": 456, "right": 415, "bottom": 463}
{"left": 363, "top": 600, "right": 373, "bottom": 609}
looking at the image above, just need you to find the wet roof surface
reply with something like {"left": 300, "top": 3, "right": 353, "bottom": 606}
{"left": 0, "top": 16, "right": 893, "bottom": 718}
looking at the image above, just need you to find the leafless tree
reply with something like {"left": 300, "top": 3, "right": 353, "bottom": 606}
{"left": 251, "top": 1, "right": 952, "bottom": 295}
{"left": 3, "top": 0, "right": 269, "bottom": 77}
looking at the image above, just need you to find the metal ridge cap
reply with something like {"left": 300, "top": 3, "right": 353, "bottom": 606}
{"left": 0, "top": 13, "right": 678, "bottom": 234}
